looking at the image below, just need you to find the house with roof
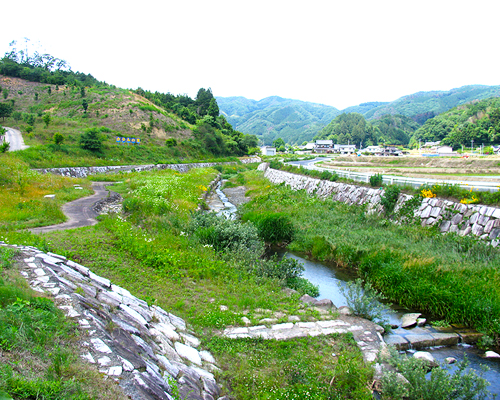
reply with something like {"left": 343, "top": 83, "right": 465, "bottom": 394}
{"left": 314, "top": 140, "right": 333, "bottom": 153}
{"left": 333, "top": 144, "right": 356, "bottom": 155}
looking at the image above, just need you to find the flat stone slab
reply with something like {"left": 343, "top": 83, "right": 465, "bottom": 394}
{"left": 384, "top": 334, "right": 409, "bottom": 350}
{"left": 405, "top": 334, "right": 434, "bottom": 349}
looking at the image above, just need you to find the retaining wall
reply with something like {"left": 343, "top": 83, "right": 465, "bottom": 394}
{"left": 259, "top": 164, "right": 500, "bottom": 247}
{"left": 36, "top": 157, "right": 261, "bottom": 178}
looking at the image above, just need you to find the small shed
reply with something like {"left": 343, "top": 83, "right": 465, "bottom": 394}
{"left": 261, "top": 146, "right": 277, "bottom": 156}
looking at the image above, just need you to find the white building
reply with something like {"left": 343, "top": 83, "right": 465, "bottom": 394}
{"left": 334, "top": 144, "right": 356, "bottom": 155}
{"left": 261, "top": 146, "right": 276, "bottom": 156}
{"left": 314, "top": 140, "right": 333, "bottom": 153}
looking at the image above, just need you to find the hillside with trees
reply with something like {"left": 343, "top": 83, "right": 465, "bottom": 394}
{"left": 217, "top": 86, "right": 500, "bottom": 145}
{"left": 363, "top": 85, "right": 500, "bottom": 123}
{"left": 410, "top": 97, "right": 500, "bottom": 149}
{"left": 216, "top": 96, "right": 340, "bottom": 145}
{"left": 0, "top": 47, "right": 258, "bottom": 167}
{"left": 313, "top": 112, "right": 418, "bottom": 146}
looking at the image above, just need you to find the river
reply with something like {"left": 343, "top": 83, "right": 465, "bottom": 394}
{"left": 209, "top": 181, "right": 500, "bottom": 397}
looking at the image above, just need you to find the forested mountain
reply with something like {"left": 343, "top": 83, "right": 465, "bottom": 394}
{"left": 341, "top": 102, "right": 389, "bottom": 115}
{"left": 216, "top": 96, "right": 340, "bottom": 145}
{"left": 363, "top": 85, "right": 500, "bottom": 122}
{"left": 411, "top": 97, "right": 500, "bottom": 149}
{"left": 218, "top": 85, "right": 500, "bottom": 145}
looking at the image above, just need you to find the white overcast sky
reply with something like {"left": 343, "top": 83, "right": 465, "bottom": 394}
{"left": 2, "top": 0, "right": 499, "bottom": 110}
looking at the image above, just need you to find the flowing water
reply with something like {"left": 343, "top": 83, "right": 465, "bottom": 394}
{"left": 210, "top": 185, "right": 500, "bottom": 397}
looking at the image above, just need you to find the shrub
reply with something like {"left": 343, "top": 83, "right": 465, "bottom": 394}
{"left": 380, "top": 185, "right": 401, "bottom": 216}
{"left": 165, "top": 138, "right": 177, "bottom": 147}
{"left": 189, "top": 212, "right": 263, "bottom": 256}
{"left": 53, "top": 132, "right": 64, "bottom": 145}
{"left": 79, "top": 128, "right": 103, "bottom": 152}
{"left": 338, "top": 279, "right": 391, "bottom": 327}
{"left": 369, "top": 173, "right": 383, "bottom": 187}
{"left": 379, "top": 348, "right": 492, "bottom": 400}
{"left": 244, "top": 211, "right": 295, "bottom": 244}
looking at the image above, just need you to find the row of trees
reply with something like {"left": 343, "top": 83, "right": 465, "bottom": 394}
{"left": 0, "top": 41, "right": 106, "bottom": 87}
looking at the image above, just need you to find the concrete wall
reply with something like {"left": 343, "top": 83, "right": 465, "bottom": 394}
{"left": 259, "top": 164, "right": 500, "bottom": 247}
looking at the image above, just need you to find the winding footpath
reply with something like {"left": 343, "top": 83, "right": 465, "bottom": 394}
{"left": 30, "top": 182, "right": 112, "bottom": 233}
{"left": 1, "top": 126, "right": 29, "bottom": 151}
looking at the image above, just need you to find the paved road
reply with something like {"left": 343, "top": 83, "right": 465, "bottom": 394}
{"left": 1, "top": 126, "right": 29, "bottom": 151}
{"left": 30, "top": 182, "right": 112, "bottom": 234}
{"left": 287, "top": 158, "right": 500, "bottom": 192}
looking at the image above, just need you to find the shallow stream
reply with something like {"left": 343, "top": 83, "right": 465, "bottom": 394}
{"left": 209, "top": 182, "right": 500, "bottom": 397}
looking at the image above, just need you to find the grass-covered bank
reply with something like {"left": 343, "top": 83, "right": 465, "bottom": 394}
{"left": 0, "top": 247, "right": 127, "bottom": 399}
{"left": 0, "top": 157, "right": 93, "bottom": 230}
{"left": 240, "top": 170, "right": 500, "bottom": 341}
{"left": 1, "top": 165, "right": 373, "bottom": 399}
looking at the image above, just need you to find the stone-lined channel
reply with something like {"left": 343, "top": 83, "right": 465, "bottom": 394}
{"left": 209, "top": 182, "right": 500, "bottom": 397}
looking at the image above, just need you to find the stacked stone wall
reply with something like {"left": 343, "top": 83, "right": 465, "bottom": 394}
{"left": 36, "top": 157, "right": 261, "bottom": 178}
{"left": 261, "top": 165, "right": 500, "bottom": 247}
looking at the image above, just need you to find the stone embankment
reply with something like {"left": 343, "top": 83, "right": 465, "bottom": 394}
{"left": 36, "top": 157, "right": 261, "bottom": 178}
{"left": 4, "top": 242, "right": 225, "bottom": 400}
{"left": 259, "top": 164, "right": 500, "bottom": 247}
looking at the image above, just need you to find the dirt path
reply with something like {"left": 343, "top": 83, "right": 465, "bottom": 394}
{"left": 30, "top": 182, "right": 112, "bottom": 234}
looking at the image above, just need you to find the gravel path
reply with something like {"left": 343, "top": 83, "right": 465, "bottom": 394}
{"left": 30, "top": 182, "right": 113, "bottom": 233}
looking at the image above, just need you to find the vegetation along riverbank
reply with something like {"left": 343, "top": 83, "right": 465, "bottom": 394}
{"left": 239, "top": 169, "right": 500, "bottom": 344}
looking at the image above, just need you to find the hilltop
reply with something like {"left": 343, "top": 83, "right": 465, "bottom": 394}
{"left": 0, "top": 51, "right": 259, "bottom": 168}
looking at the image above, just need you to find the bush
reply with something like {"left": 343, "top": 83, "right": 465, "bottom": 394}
{"left": 379, "top": 348, "right": 492, "bottom": 400}
{"left": 338, "top": 279, "right": 391, "bottom": 327}
{"left": 244, "top": 211, "right": 295, "bottom": 244}
{"left": 369, "top": 173, "right": 383, "bottom": 187}
{"left": 165, "top": 138, "right": 177, "bottom": 147}
{"left": 380, "top": 185, "right": 401, "bottom": 216}
{"left": 79, "top": 128, "right": 103, "bottom": 152}
{"left": 189, "top": 212, "right": 263, "bottom": 256}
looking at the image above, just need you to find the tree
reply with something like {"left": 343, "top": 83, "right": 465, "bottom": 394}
{"left": 82, "top": 99, "right": 88, "bottom": 113}
{"left": 53, "top": 132, "right": 64, "bottom": 145}
{"left": 79, "top": 128, "right": 103, "bottom": 152}
{"left": 207, "top": 98, "right": 220, "bottom": 118}
{"left": 42, "top": 113, "right": 51, "bottom": 128}
{"left": 2, "top": 89, "right": 8, "bottom": 99}
{"left": 0, "top": 102, "right": 13, "bottom": 121}
{"left": 273, "top": 137, "right": 285, "bottom": 148}
{"left": 80, "top": 87, "right": 86, "bottom": 97}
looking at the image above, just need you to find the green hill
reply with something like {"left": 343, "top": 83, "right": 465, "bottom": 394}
{"left": 216, "top": 96, "right": 340, "bottom": 145}
{"left": 0, "top": 52, "right": 259, "bottom": 167}
{"left": 411, "top": 96, "right": 500, "bottom": 149}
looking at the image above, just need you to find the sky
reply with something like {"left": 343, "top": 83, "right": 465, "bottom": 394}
{"left": 2, "top": 0, "right": 499, "bottom": 110}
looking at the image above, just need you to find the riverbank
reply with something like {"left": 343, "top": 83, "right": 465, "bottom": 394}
{"left": 239, "top": 169, "right": 500, "bottom": 342}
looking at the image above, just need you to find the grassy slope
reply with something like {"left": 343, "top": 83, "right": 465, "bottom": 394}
{"left": 1, "top": 166, "right": 372, "bottom": 399}
{"left": 240, "top": 170, "right": 500, "bottom": 338}
{"left": 0, "top": 74, "right": 229, "bottom": 168}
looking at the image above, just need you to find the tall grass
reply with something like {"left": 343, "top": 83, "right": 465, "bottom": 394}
{"left": 241, "top": 171, "right": 500, "bottom": 337}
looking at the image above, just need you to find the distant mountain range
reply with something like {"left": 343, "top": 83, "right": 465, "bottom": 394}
{"left": 217, "top": 85, "right": 500, "bottom": 145}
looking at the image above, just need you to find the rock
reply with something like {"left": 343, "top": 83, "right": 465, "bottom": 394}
{"left": 299, "top": 294, "right": 317, "bottom": 305}
{"left": 445, "top": 357, "right": 457, "bottom": 364}
{"left": 401, "top": 313, "right": 421, "bottom": 328}
{"left": 241, "top": 317, "right": 251, "bottom": 326}
{"left": 175, "top": 342, "right": 202, "bottom": 365}
{"left": 416, "top": 318, "right": 426, "bottom": 327}
{"left": 485, "top": 351, "right": 500, "bottom": 359}
{"left": 413, "top": 351, "right": 438, "bottom": 368}
{"left": 315, "top": 299, "right": 335, "bottom": 310}
{"left": 337, "top": 306, "right": 352, "bottom": 315}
